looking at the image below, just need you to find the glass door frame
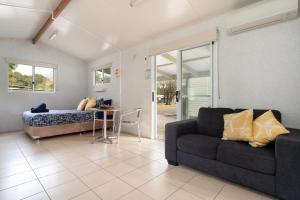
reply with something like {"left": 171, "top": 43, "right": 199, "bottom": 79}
{"left": 151, "top": 41, "right": 215, "bottom": 139}
{"left": 179, "top": 42, "right": 214, "bottom": 119}
{"left": 151, "top": 52, "right": 181, "bottom": 140}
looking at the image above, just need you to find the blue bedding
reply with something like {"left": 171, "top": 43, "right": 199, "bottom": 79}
{"left": 22, "top": 110, "right": 93, "bottom": 127}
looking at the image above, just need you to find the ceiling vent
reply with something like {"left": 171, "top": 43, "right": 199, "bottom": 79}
{"left": 226, "top": 0, "right": 298, "bottom": 35}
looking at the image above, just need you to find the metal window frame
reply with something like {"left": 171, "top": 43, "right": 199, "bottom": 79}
{"left": 93, "top": 64, "right": 112, "bottom": 86}
{"left": 6, "top": 58, "right": 57, "bottom": 93}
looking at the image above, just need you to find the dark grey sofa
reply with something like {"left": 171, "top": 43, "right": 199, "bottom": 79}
{"left": 165, "top": 107, "right": 300, "bottom": 200}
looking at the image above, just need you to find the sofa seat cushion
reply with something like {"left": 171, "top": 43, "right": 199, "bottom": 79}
{"left": 177, "top": 134, "right": 221, "bottom": 160}
{"left": 217, "top": 141, "right": 275, "bottom": 175}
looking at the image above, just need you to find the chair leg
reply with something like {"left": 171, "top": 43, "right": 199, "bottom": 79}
{"left": 112, "top": 112, "right": 116, "bottom": 136}
{"left": 137, "top": 122, "right": 141, "bottom": 142}
{"left": 117, "top": 117, "right": 122, "bottom": 144}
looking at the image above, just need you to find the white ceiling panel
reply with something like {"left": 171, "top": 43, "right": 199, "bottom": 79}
{"left": 40, "top": 17, "right": 116, "bottom": 61}
{"left": 0, "top": 0, "right": 59, "bottom": 10}
{"left": 0, "top": 6, "right": 49, "bottom": 39}
{"left": 187, "top": 0, "right": 260, "bottom": 18}
{"left": 0, "top": 0, "right": 261, "bottom": 61}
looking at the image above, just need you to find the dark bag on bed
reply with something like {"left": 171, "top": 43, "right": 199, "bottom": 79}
{"left": 31, "top": 103, "right": 49, "bottom": 113}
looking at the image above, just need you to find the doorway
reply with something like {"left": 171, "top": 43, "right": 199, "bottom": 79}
{"left": 155, "top": 50, "right": 179, "bottom": 140}
{"left": 152, "top": 43, "right": 214, "bottom": 140}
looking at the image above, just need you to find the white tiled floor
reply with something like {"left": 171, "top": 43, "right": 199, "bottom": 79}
{"left": 0, "top": 131, "right": 276, "bottom": 200}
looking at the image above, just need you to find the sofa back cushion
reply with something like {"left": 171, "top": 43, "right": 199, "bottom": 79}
{"left": 197, "top": 107, "right": 234, "bottom": 138}
{"left": 234, "top": 109, "right": 281, "bottom": 122}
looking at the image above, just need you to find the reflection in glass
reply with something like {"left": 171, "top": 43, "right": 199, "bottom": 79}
{"left": 181, "top": 45, "right": 212, "bottom": 119}
{"left": 103, "top": 68, "right": 111, "bottom": 83}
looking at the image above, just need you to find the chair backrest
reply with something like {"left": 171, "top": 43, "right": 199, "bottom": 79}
{"left": 121, "top": 108, "right": 142, "bottom": 122}
{"left": 136, "top": 108, "right": 142, "bottom": 120}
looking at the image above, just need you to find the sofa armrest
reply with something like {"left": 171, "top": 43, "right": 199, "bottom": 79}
{"left": 165, "top": 119, "right": 197, "bottom": 165}
{"left": 275, "top": 128, "right": 300, "bottom": 200}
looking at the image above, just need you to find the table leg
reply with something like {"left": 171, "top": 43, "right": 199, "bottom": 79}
{"left": 93, "top": 111, "right": 96, "bottom": 137}
{"left": 104, "top": 111, "right": 107, "bottom": 139}
{"left": 91, "top": 110, "right": 114, "bottom": 144}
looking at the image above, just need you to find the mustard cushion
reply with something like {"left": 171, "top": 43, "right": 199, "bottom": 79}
{"left": 223, "top": 109, "right": 253, "bottom": 142}
{"left": 85, "top": 97, "right": 97, "bottom": 110}
{"left": 77, "top": 98, "right": 88, "bottom": 111}
{"left": 250, "top": 110, "right": 289, "bottom": 147}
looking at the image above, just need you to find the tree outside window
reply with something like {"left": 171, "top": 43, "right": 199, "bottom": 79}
{"left": 8, "top": 63, "right": 55, "bottom": 92}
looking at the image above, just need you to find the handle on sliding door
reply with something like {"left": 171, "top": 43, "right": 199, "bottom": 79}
{"left": 152, "top": 91, "right": 155, "bottom": 102}
{"left": 176, "top": 90, "right": 180, "bottom": 102}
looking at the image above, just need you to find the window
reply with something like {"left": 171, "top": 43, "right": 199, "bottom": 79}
{"left": 34, "top": 66, "right": 55, "bottom": 91}
{"left": 94, "top": 66, "right": 112, "bottom": 86}
{"left": 8, "top": 62, "right": 55, "bottom": 92}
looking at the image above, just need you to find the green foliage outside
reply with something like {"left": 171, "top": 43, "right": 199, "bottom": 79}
{"left": 95, "top": 70, "right": 102, "bottom": 85}
{"left": 8, "top": 64, "right": 54, "bottom": 91}
{"left": 157, "top": 80, "right": 176, "bottom": 105}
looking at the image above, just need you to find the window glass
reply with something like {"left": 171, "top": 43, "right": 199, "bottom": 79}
{"left": 102, "top": 68, "right": 111, "bottom": 83}
{"left": 95, "top": 69, "right": 103, "bottom": 86}
{"left": 181, "top": 44, "right": 212, "bottom": 119}
{"left": 94, "top": 66, "right": 111, "bottom": 86}
{"left": 8, "top": 63, "right": 55, "bottom": 92}
{"left": 8, "top": 64, "right": 33, "bottom": 90}
{"left": 34, "top": 66, "right": 55, "bottom": 91}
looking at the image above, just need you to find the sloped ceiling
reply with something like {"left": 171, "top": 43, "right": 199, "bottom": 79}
{"left": 0, "top": 0, "right": 260, "bottom": 61}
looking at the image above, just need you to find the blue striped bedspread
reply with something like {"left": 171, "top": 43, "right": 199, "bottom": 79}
{"left": 22, "top": 110, "right": 94, "bottom": 127}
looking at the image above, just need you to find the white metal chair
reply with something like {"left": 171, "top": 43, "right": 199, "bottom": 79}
{"left": 117, "top": 108, "right": 142, "bottom": 143}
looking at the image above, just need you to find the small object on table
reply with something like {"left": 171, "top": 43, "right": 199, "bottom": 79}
{"left": 87, "top": 107, "right": 119, "bottom": 144}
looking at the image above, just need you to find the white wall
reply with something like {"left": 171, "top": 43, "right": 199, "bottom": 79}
{"left": 218, "top": 17, "right": 300, "bottom": 128}
{"left": 90, "top": 15, "right": 300, "bottom": 138}
{"left": 88, "top": 53, "right": 121, "bottom": 107}
{"left": 0, "top": 39, "right": 88, "bottom": 133}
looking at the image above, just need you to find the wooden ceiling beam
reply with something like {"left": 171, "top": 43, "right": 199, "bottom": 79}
{"left": 32, "top": 0, "right": 71, "bottom": 44}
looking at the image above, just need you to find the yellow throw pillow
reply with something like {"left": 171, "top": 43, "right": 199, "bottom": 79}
{"left": 77, "top": 98, "right": 88, "bottom": 111}
{"left": 250, "top": 110, "right": 289, "bottom": 147}
{"left": 85, "top": 97, "right": 97, "bottom": 110}
{"left": 223, "top": 109, "right": 253, "bottom": 142}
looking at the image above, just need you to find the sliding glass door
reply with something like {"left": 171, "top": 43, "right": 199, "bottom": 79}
{"left": 181, "top": 44, "right": 213, "bottom": 119}
{"left": 153, "top": 43, "right": 213, "bottom": 140}
{"left": 154, "top": 50, "right": 179, "bottom": 140}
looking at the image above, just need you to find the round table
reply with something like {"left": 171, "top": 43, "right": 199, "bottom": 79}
{"left": 87, "top": 108, "right": 120, "bottom": 144}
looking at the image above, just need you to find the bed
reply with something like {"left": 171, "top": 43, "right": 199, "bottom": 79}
{"left": 22, "top": 110, "right": 110, "bottom": 139}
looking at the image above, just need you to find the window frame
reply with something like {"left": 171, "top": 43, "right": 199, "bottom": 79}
{"left": 93, "top": 64, "right": 112, "bottom": 87}
{"left": 6, "top": 58, "right": 57, "bottom": 93}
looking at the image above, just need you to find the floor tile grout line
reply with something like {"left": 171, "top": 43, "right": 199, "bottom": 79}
{"left": 33, "top": 167, "right": 67, "bottom": 179}
{"left": 62, "top": 166, "right": 104, "bottom": 200}
{"left": 0, "top": 177, "right": 37, "bottom": 192}
{"left": 38, "top": 136, "right": 132, "bottom": 200}
{"left": 63, "top": 140, "right": 151, "bottom": 199}
{"left": 67, "top": 140, "right": 166, "bottom": 199}
{"left": 19, "top": 191, "right": 48, "bottom": 200}
{"left": 0, "top": 168, "right": 33, "bottom": 180}
{"left": 15, "top": 141, "right": 52, "bottom": 200}
{"left": 115, "top": 160, "right": 176, "bottom": 198}
{"left": 2, "top": 133, "right": 169, "bottom": 200}
{"left": 213, "top": 184, "right": 226, "bottom": 200}
{"left": 156, "top": 169, "right": 197, "bottom": 200}
{"left": 166, "top": 175, "right": 200, "bottom": 199}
